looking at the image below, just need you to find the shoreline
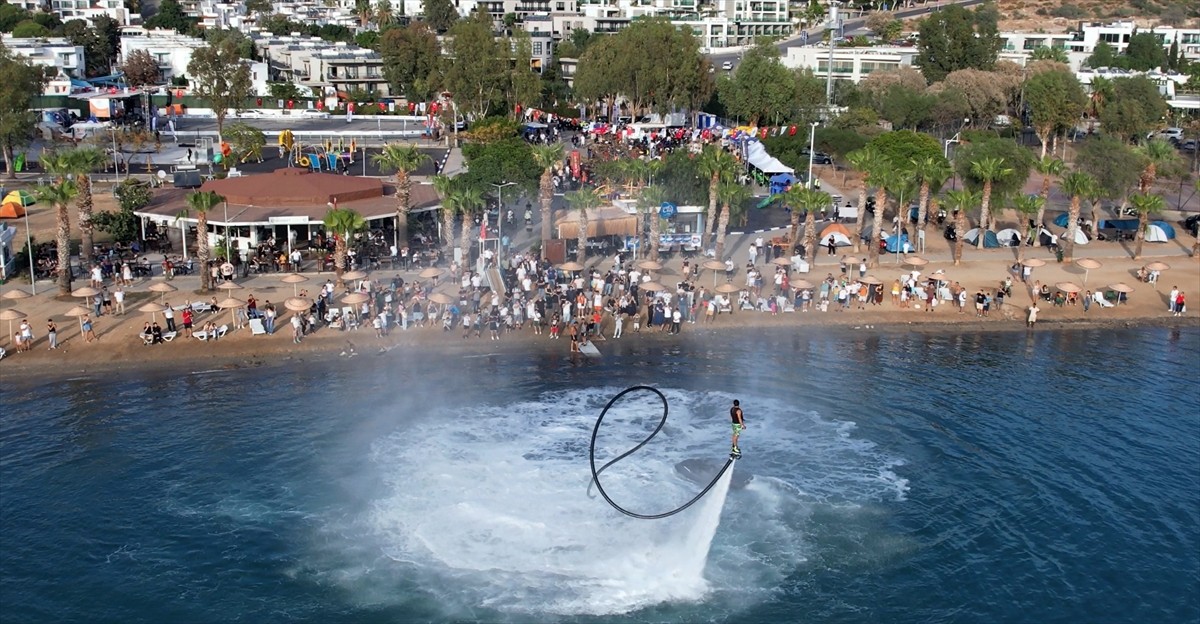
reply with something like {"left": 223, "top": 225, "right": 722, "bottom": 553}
{"left": 4, "top": 305, "right": 1196, "bottom": 384}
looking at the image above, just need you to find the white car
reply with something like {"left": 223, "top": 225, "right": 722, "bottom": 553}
{"left": 1154, "top": 127, "right": 1183, "bottom": 143}
{"left": 722, "top": 61, "right": 733, "bottom": 71}
{"left": 299, "top": 110, "right": 331, "bottom": 119}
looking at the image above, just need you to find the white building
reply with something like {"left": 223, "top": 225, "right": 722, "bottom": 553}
{"left": 253, "top": 34, "right": 390, "bottom": 98}
{"left": 0, "top": 35, "right": 86, "bottom": 95}
{"left": 1073, "top": 21, "right": 1200, "bottom": 63}
{"left": 13, "top": 0, "right": 141, "bottom": 26}
{"left": 119, "top": 30, "right": 269, "bottom": 96}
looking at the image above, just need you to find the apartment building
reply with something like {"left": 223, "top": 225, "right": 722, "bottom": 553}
{"left": 8, "top": 0, "right": 138, "bottom": 26}
{"left": 0, "top": 35, "right": 86, "bottom": 95}
{"left": 1074, "top": 21, "right": 1200, "bottom": 63}
{"left": 253, "top": 34, "right": 390, "bottom": 98}
{"left": 119, "top": 30, "right": 269, "bottom": 95}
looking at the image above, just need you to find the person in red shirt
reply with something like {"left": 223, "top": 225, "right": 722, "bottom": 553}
{"left": 181, "top": 307, "right": 194, "bottom": 337}
{"left": 1174, "top": 292, "right": 1186, "bottom": 317}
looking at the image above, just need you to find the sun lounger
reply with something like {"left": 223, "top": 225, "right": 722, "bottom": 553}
{"left": 162, "top": 331, "right": 177, "bottom": 342}
{"left": 193, "top": 330, "right": 209, "bottom": 341}
{"left": 249, "top": 318, "right": 266, "bottom": 335}
{"left": 216, "top": 324, "right": 229, "bottom": 339}
{"left": 1093, "top": 292, "right": 1114, "bottom": 308}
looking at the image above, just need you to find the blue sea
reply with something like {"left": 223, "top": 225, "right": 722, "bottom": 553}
{"left": 1, "top": 327, "right": 1197, "bottom": 623}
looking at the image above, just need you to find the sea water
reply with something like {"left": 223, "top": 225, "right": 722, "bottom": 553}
{"left": 1, "top": 327, "right": 1196, "bottom": 623}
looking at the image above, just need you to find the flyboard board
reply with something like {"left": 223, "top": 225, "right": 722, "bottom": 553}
{"left": 578, "top": 341, "right": 601, "bottom": 357}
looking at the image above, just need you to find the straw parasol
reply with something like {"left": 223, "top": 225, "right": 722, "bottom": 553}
{"left": 64, "top": 305, "right": 90, "bottom": 333}
{"left": 902, "top": 256, "right": 928, "bottom": 267}
{"left": 216, "top": 281, "right": 244, "bottom": 291}
{"left": 558, "top": 261, "right": 584, "bottom": 272}
{"left": 341, "top": 292, "right": 370, "bottom": 305}
{"left": 1107, "top": 282, "right": 1133, "bottom": 304}
{"left": 702, "top": 259, "right": 728, "bottom": 287}
{"left": 1056, "top": 282, "right": 1081, "bottom": 294}
{"left": 136, "top": 301, "right": 167, "bottom": 322}
{"left": 792, "top": 279, "right": 815, "bottom": 290}
{"left": 427, "top": 292, "right": 455, "bottom": 305}
{"left": 342, "top": 269, "right": 368, "bottom": 281}
{"left": 1075, "top": 258, "right": 1101, "bottom": 284}
{"left": 637, "top": 259, "right": 663, "bottom": 271}
{"left": 280, "top": 273, "right": 309, "bottom": 296}
{"left": 841, "top": 256, "right": 861, "bottom": 265}
{"left": 0, "top": 308, "right": 25, "bottom": 344}
{"left": 860, "top": 275, "right": 883, "bottom": 285}
{"left": 1020, "top": 258, "right": 1046, "bottom": 268}
{"left": 771, "top": 257, "right": 791, "bottom": 267}
{"left": 1144, "top": 261, "right": 1170, "bottom": 272}
{"left": 1, "top": 288, "right": 31, "bottom": 301}
{"left": 639, "top": 281, "right": 666, "bottom": 292}
{"left": 284, "top": 296, "right": 313, "bottom": 313}
{"left": 148, "top": 281, "right": 177, "bottom": 303}
{"left": 217, "top": 297, "right": 246, "bottom": 327}
{"left": 419, "top": 267, "right": 444, "bottom": 279}
{"left": 71, "top": 286, "right": 100, "bottom": 298}
{"left": 715, "top": 282, "right": 741, "bottom": 294}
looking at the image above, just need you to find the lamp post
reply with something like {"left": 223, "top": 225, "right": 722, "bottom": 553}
{"left": 491, "top": 181, "right": 516, "bottom": 268}
{"left": 824, "top": 4, "right": 841, "bottom": 107}
{"left": 944, "top": 118, "right": 969, "bottom": 190}
{"left": 23, "top": 191, "right": 35, "bottom": 294}
{"left": 807, "top": 121, "right": 819, "bottom": 189}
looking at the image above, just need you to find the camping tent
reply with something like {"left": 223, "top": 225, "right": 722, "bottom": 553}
{"left": 884, "top": 233, "right": 912, "bottom": 253}
{"left": 1066, "top": 228, "right": 1089, "bottom": 245}
{"left": 964, "top": 228, "right": 1001, "bottom": 248}
{"left": 1145, "top": 222, "right": 1175, "bottom": 242}
{"left": 0, "top": 202, "right": 25, "bottom": 219}
{"left": 995, "top": 228, "right": 1023, "bottom": 247}
{"left": 819, "top": 223, "right": 852, "bottom": 242}
{"left": 821, "top": 231, "right": 852, "bottom": 247}
{"left": 1053, "top": 213, "right": 1070, "bottom": 228}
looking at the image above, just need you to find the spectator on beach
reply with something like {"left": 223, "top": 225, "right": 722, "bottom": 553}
{"left": 81, "top": 315, "right": 98, "bottom": 342}
{"left": 47, "top": 319, "right": 58, "bottom": 350}
{"left": 1027, "top": 303, "right": 1039, "bottom": 328}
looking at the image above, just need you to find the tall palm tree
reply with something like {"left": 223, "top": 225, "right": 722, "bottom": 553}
{"left": 638, "top": 185, "right": 668, "bottom": 261}
{"left": 1136, "top": 139, "right": 1179, "bottom": 194}
{"left": 943, "top": 189, "right": 979, "bottom": 266}
{"left": 866, "top": 167, "right": 904, "bottom": 268}
{"left": 531, "top": 144, "right": 563, "bottom": 257}
{"left": 783, "top": 187, "right": 832, "bottom": 266}
{"left": 1128, "top": 192, "right": 1166, "bottom": 261}
{"left": 565, "top": 188, "right": 604, "bottom": 264}
{"left": 456, "top": 186, "right": 485, "bottom": 261}
{"left": 1011, "top": 194, "right": 1043, "bottom": 263}
{"left": 60, "top": 147, "right": 108, "bottom": 264}
{"left": 715, "top": 182, "right": 749, "bottom": 261}
{"left": 1059, "top": 171, "right": 1096, "bottom": 265}
{"left": 374, "top": 0, "right": 395, "bottom": 26}
{"left": 373, "top": 144, "right": 430, "bottom": 251}
{"left": 181, "top": 190, "right": 224, "bottom": 292}
{"left": 354, "top": 0, "right": 372, "bottom": 27}
{"left": 696, "top": 145, "right": 738, "bottom": 251}
{"left": 846, "top": 147, "right": 884, "bottom": 254}
{"left": 911, "top": 155, "right": 952, "bottom": 235}
{"left": 431, "top": 173, "right": 454, "bottom": 256}
{"left": 322, "top": 207, "right": 366, "bottom": 286}
{"left": 1087, "top": 76, "right": 1113, "bottom": 133}
{"left": 969, "top": 157, "right": 1013, "bottom": 248}
{"left": 1032, "top": 156, "right": 1064, "bottom": 246}
{"left": 34, "top": 179, "right": 79, "bottom": 296}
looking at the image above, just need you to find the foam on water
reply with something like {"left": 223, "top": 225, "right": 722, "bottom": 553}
{"left": 353, "top": 387, "right": 907, "bottom": 619}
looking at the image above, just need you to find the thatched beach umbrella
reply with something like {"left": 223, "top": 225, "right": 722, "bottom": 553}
{"left": 1, "top": 308, "right": 25, "bottom": 345}
{"left": 1056, "top": 282, "right": 1081, "bottom": 294}
{"left": 217, "top": 297, "right": 246, "bottom": 327}
{"left": 1107, "top": 282, "right": 1133, "bottom": 305}
{"left": 136, "top": 301, "right": 167, "bottom": 323}
{"left": 557, "top": 261, "right": 584, "bottom": 272}
{"left": 1020, "top": 258, "right": 1046, "bottom": 268}
{"left": 771, "top": 257, "right": 791, "bottom": 267}
{"left": 418, "top": 267, "right": 444, "bottom": 279}
{"left": 148, "top": 281, "right": 177, "bottom": 304}
{"left": 902, "top": 256, "right": 928, "bottom": 268}
{"left": 860, "top": 275, "right": 883, "bottom": 285}
{"left": 637, "top": 259, "right": 663, "bottom": 271}
{"left": 702, "top": 259, "right": 727, "bottom": 287}
{"left": 1144, "top": 261, "right": 1170, "bottom": 272}
{"left": 1, "top": 288, "right": 31, "bottom": 301}
{"left": 216, "top": 281, "right": 243, "bottom": 291}
{"left": 280, "top": 273, "right": 309, "bottom": 296}
{"left": 341, "top": 292, "right": 370, "bottom": 306}
{"left": 715, "top": 282, "right": 740, "bottom": 294}
{"left": 64, "top": 305, "right": 90, "bottom": 333}
{"left": 71, "top": 285, "right": 100, "bottom": 308}
{"left": 792, "top": 279, "right": 815, "bottom": 290}
{"left": 342, "top": 269, "right": 367, "bottom": 281}
{"left": 284, "top": 297, "right": 313, "bottom": 313}
{"left": 427, "top": 292, "right": 454, "bottom": 305}
{"left": 1074, "top": 258, "right": 1101, "bottom": 285}
{"left": 639, "top": 281, "right": 666, "bottom": 293}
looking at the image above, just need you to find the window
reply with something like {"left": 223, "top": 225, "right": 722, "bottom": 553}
{"left": 533, "top": 42, "right": 543, "bottom": 55}
{"left": 1100, "top": 33, "right": 1121, "bottom": 44}
{"left": 1023, "top": 38, "right": 1043, "bottom": 50}
{"left": 556, "top": 2, "right": 564, "bottom": 8}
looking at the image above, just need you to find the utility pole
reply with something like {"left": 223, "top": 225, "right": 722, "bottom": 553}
{"left": 824, "top": 4, "right": 841, "bottom": 108}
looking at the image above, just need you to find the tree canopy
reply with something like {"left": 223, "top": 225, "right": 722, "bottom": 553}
{"left": 1023, "top": 68, "right": 1086, "bottom": 155}
{"left": 187, "top": 40, "right": 253, "bottom": 137}
{"left": 1074, "top": 136, "right": 1144, "bottom": 201}
{"left": 1099, "top": 76, "right": 1168, "bottom": 143}
{"left": 915, "top": 4, "right": 1002, "bottom": 83}
{"left": 953, "top": 136, "right": 1032, "bottom": 199}
{"left": 423, "top": 0, "right": 459, "bottom": 33}
{"left": 0, "top": 47, "right": 48, "bottom": 178}
{"left": 718, "top": 42, "right": 822, "bottom": 126}
{"left": 379, "top": 22, "right": 441, "bottom": 101}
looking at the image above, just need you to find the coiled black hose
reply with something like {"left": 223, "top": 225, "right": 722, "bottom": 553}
{"left": 588, "top": 385, "right": 734, "bottom": 520}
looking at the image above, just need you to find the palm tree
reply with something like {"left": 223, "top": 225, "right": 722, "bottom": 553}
{"left": 696, "top": 145, "right": 738, "bottom": 251}
{"left": 1087, "top": 76, "right": 1113, "bottom": 133}
{"left": 715, "top": 182, "right": 750, "bottom": 261}
{"left": 354, "top": 0, "right": 372, "bottom": 27}
{"left": 57, "top": 147, "right": 108, "bottom": 265}
{"left": 1128, "top": 192, "right": 1166, "bottom": 261}
{"left": 373, "top": 144, "right": 430, "bottom": 251}
{"left": 943, "top": 189, "right": 979, "bottom": 266}
{"left": 846, "top": 147, "right": 884, "bottom": 254}
{"left": 34, "top": 179, "right": 79, "bottom": 296}
{"left": 911, "top": 155, "right": 952, "bottom": 236}
{"left": 322, "top": 207, "right": 366, "bottom": 286}
{"left": 969, "top": 157, "right": 1013, "bottom": 248}
{"left": 1136, "top": 139, "right": 1179, "bottom": 194}
{"left": 783, "top": 187, "right": 832, "bottom": 266}
{"left": 1032, "top": 156, "right": 1065, "bottom": 246}
{"left": 565, "top": 188, "right": 604, "bottom": 264}
{"left": 456, "top": 186, "right": 485, "bottom": 260}
{"left": 865, "top": 166, "right": 904, "bottom": 268}
{"left": 1059, "top": 171, "right": 1096, "bottom": 265}
{"left": 431, "top": 173, "right": 455, "bottom": 257}
{"left": 1011, "top": 194, "right": 1043, "bottom": 263}
{"left": 374, "top": 0, "right": 395, "bottom": 26}
{"left": 180, "top": 190, "right": 224, "bottom": 292}
{"left": 531, "top": 144, "right": 563, "bottom": 257}
{"left": 638, "top": 185, "right": 668, "bottom": 261}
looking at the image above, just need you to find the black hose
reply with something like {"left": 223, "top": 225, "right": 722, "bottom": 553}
{"left": 588, "top": 385, "right": 733, "bottom": 520}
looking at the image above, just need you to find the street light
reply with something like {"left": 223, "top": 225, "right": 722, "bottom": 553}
{"left": 807, "top": 121, "right": 819, "bottom": 189}
{"left": 491, "top": 181, "right": 516, "bottom": 268}
{"left": 944, "top": 118, "right": 969, "bottom": 190}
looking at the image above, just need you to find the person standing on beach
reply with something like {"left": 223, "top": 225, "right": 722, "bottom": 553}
{"left": 730, "top": 400, "right": 746, "bottom": 457}
{"left": 1174, "top": 291, "right": 1186, "bottom": 316}
{"left": 81, "top": 315, "right": 98, "bottom": 342}
{"left": 46, "top": 319, "right": 58, "bottom": 350}
{"left": 1168, "top": 286, "right": 1178, "bottom": 313}
{"left": 1027, "top": 303, "right": 1039, "bottom": 328}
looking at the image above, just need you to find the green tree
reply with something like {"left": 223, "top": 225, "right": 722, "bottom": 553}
{"left": 954, "top": 137, "right": 1032, "bottom": 208}
{"left": 1124, "top": 31, "right": 1168, "bottom": 72}
{"left": 378, "top": 22, "right": 441, "bottom": 102}
{"left": 1128, "top": 192, "right": 1166, "bottom": 261}
{"left": 187, "top": 40, "right": 253, "bottom": 139}
{"left": 322, "top": 207, "right": 366, "bottom": 285}
{"left": 1074, "top": 136, "right": 1143, "bottom": 207}
{"left": 33, "top": 161, "right": 78, "bottom": 296}
{"left": 866, "top": 166, "right": 901, "bottom": 268}
{"left": 867, "top": 130, "right": 943, "bottom": 172}
{"left": 1099, "top": 76, "right": 1168, "bottom": 143}
{"left": 223, "top": 122, "right": 266, "bottom": 163}
{"left": 565, "top": 188, "right": 604, "bottom": 264}
{"left": 1059, "top": 171, "right": 1095, "bottom": 264}
{"left": 531, "top": 144, "right": 563, "bottom": 257}
{"left": 780, "top": 187, "right": 831, "bottom": 265}
{"left": 968, "top": 157, "right": 1012, "bottom": 245}
{"left": 1010, "top": 194, "right": 1042, "bottom": 263}
{"left": 1085, "top": 41, "right": 1119, "bottom": 69}
{"left": 374, "top": 0, "right": 395, "bottom": 26}
{"left": 0, "top": 48, "right": 46, "bottom": 179}
{"left": 1135, "top": 139, "right": 1179, "bottom": 194}
{"left": 696, "top": 145, "right": 738, "bottom": 251}
{"left": 715, "top": 183, "right": 749, "bottom": 261}
{"left": 11, "top": 20, "right": 50, "bottom": 38}
{"left": 460, "top": 137, "right": 539, "bottom": 192}
{"left": 443, "top": 9, "right": 508, "bottom": 119}
{"left": 915, "top": 4, "right": 1001, "bottom": 83}
{"left": 267, "top": 82, "right": 303, "bottom": 101}
{"left": 508, "top": 31, "right": 542, "bottom": 116}
{"left": 144, "top": 0, "right": 197, "bottom": 32}
{"left": 181, "top": 190, "right": 224, "bottom": 292}
{"left": 1029, "top": 46, "right": 1069, "bottom": 64}
{"left": 717, "top": 41, "right": 797, "bottom": 125}
{"left": 373, "top": 144, "right": 430, "bottom": 248}
{"left": 59, "top": 147, "right": 108, "bottom": 263}
{"left": 423, "top": 0, "right": 459, "bottom": 33}
{"left": 1023, "top": 68, "right": 1087, "bottom": 158}
{"left": 911, "top": 155, "right": 952, "bottom": 236}
{"left": 1032, "top": 156, "right": 1064, "bottom": 245}
{"left": 846, "top": 146, "right": 886, "bottom": 254}
{"left": 942, "top": 189, "right": 979, "bottom": 265}
{"left": 431, "top": 173, "right": 454, "bottom": 252}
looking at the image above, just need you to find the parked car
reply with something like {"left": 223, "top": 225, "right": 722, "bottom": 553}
{"left": 1154, "top": 127, "right": 1184, "bottom": 144}
{"left": 722, "top": 61, "right": 733, "bottom": 71}
{"left": 800, "top": 148, "right": 833, "bottom": 164}
{"left": 1179, "top": 139, "right": 1197, "bottom": 153}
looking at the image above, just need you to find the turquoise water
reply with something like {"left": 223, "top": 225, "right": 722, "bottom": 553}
{"left": 1, "top": 328, "right": 1197, "bottom": 623}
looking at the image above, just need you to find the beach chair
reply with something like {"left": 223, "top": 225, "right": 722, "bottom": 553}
{"left": 193, "top": 329, "right": 209, "bottom": 341}
{"left": 162, "top": 331, "right": 177, "bottom": 342}
{"left": 249, "top": 318, "right": 267, "bottom": 335}
{"left": 140, "top": 332, "right": 154, "bottom": 346}
{"left": 216, "top": 324, "right": 229, "bottom": 339}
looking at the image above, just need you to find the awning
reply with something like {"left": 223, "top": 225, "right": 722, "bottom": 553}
{"left": 746, "top": 141, "right": 793, "bottom": 174}
{"left": 555, "top": 205, "right": 638, "bottom": 239}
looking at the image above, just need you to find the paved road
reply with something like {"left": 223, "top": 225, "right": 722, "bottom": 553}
{"left": 708, "top": 0, "right": 986, "bottom": 69}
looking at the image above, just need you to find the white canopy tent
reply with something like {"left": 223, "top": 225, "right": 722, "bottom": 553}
{"left": 745, "top": 141, "right": 794, "bottom": 174}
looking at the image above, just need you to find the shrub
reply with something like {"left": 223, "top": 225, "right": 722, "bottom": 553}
{"left": 1049, "top": 3, "right": 1086, "bottom": 19}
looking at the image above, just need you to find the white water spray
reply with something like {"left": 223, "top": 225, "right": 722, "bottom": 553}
{"left": 676, "top": 462, "right": 736, "bottom": 580}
